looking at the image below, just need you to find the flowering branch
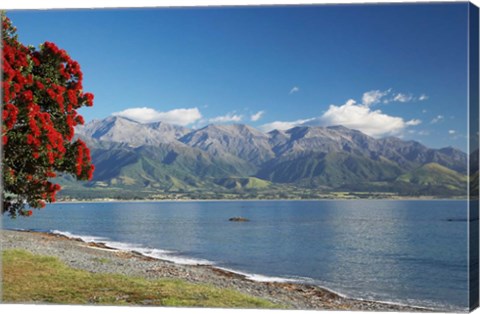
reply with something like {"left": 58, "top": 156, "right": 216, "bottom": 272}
{"left": 2, "top": 14, "right": 95, "bottom": 217}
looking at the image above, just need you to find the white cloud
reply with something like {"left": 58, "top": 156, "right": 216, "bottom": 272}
{"left": 430, "top": 115, "right": 444, "bottom": 124}
{"left": 260, "top": 92, "right": 423, "bottom": 137}
{"left": 250, "top": 110, "right": 265, "bottom": 122}
{"left": 113, "top": 107, "right": 202, "bottom": 126}
{"left": 448, "top": 130, "right": 456, "bottom": 135}
{"left": 363, "top": 89, "right": 427, "bottom": 105}
{"left": 362, "top": 89, "right": 390, "bottom": 106}
{"left": 317, "top": 99, "right": 421, "bottom": 137}
{"left": 406, "top": 119, "right": 422, "bottom": 126}
{"left": 393, "top": 93, "right": 414, "bottom": 103}
{"left": 289, "top": 86, "right": 300, "bottom": 94}
{"left": 259, "top": 118, "right": 314, "bottom": 132}
{"left": 209, "top": 113, "right": 243, "bottom": 123}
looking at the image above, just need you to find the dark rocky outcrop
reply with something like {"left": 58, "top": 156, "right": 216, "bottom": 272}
{"left": 229, "top": 217, "right": 250, "bottom": 222}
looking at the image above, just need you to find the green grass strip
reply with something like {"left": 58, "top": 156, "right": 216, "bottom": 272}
{"left": 2, "top": 249, "right": 280, "bottom": 308}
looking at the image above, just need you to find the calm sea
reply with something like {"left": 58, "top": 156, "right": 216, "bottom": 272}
{"left": 2, "top": 200, "right": 470, "bottom": 311}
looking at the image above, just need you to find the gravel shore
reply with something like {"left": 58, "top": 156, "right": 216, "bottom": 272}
{"left": 1, "top": 229, "right": 433, "bottom": 311}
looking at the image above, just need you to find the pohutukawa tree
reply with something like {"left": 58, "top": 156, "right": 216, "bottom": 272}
{"left": 2, "top": 14, "right": 95, "bottom": 217}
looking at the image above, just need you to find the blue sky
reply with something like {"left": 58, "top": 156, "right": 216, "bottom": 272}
{"left": 7, "top": 3, "right": 470, "bottom": 150}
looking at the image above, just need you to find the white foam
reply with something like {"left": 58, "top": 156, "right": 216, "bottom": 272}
{"left": 215, "top": 267, "right": 299, "bottom": 283}
{"left": 50, "top": 230, "right": 109, "bottom": 243}
{"left": 49, "top": 230, "right": 214, "bottom": 266}
{"left": 103, "top": 241, "right": 213, "bottom": 265}
{"left": 151, "top": 254, "right": 214, "bottom": 266}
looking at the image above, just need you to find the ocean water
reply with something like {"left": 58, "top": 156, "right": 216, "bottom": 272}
{"left": 2, "top": 200, "right": 471, "bottom": 311}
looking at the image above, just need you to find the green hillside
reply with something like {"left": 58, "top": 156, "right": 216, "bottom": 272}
{"left": 258, "top": 152, "right": 403, "bottom": 187}
{"left": 396, "top": 163, "right": 467, "bottom": 194}
{"left": 213, "top": 177, "right": 271, "bottom": 190}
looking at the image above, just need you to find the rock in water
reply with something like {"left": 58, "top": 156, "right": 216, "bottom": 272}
{"left": 229, "top": 217, "right": 250, "bottom": 222}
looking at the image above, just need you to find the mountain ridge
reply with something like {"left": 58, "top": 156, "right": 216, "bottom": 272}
{"left": 62, "top": 116, "right": 468, "bottom": 199}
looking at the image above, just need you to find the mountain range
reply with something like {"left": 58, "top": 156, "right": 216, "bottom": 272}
{"left": 57, "top": 116, "right": 469, "bottom": 199}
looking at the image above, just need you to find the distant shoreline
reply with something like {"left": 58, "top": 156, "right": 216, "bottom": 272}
{"left": 54, "top": 197, "right": 467, "bottom": 204}
{"left": 1, "top": 229, "right": 435, "bottom": 311}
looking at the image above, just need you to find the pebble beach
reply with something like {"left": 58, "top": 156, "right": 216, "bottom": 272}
{"left": 1, "top": 229, "right": 433, "bottom": 311}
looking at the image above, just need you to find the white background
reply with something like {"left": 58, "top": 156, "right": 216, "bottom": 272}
{"left": 0, "top": 0, "right": 478, "bottom": 314}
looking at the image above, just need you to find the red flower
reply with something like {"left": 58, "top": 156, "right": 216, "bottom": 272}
{"left": 67, "top": 90, "right": 78, "bottom": 106}
{"left": 26, "top": 74, "right": 33, "bottom": 85}
{"left": 75, "top": 115, "right": 85, "bottom": 125}
{"left": 84, "top": 92, "right": 94, "bottom": 106}
{"left": 3, "top": 103, "right": 19, "bottom": 130}
{"left": 87, "top": 164, "right": 95, "bottom": 180}
{"left": 32, "top": 56, "right": 40, "bottom": 66}
{"left": 56, "top": 94, "right": 65, "bottom": 111}
{"left": 22, "top": 90, "right": 33, "bottom": 102}
{"left": 47, "top": 151, "right": 55, "bottom": 164}
{"left": 47, "top": 88, "right": 56, "bottom": 99}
